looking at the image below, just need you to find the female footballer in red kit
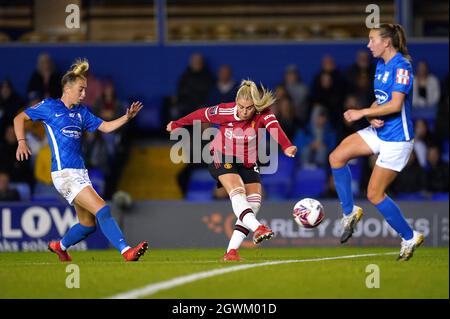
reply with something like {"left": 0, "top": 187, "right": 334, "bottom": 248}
{"left": 167, "top": 79, "right": 297, "bottom": 261}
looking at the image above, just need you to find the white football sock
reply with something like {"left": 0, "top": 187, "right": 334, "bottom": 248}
{"left": 227, "top": 193, "right": 262, "bottom": 252}
{"left": 229, "top": 187, "right": 260, "bottom": 232}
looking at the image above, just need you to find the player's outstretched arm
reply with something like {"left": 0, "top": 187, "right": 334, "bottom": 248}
{"left": 13, "top": 111, "right": 32, "bottom": 161}
{"left": 98, "top": 101, "right": 143, "bottom": 133}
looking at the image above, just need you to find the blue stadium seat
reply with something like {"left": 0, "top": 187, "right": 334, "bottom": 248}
{"left": 9, "top": 182, "right": 31, "bottom": 201}
{"left": 396, "top": 192, "right": 427, "bottom": 200}
{"left": 291, "top": 167, "right": 327, "bottom": 198}
{"left": 88, "top": 168, "right": 105, "bottom": 196}
{"left": 261, "top": 173, "right": 291, "bottom": 200}
{"left": 186, "top": 169, "right": 215, "bottom": 201}
{"left": 442, "top": 140, "right": 449, "bottom": 163}
{"left": 348, "top": 158, "right": 362, "bottom": 196}
{"left": 133, "top": 97, "right": 162, "bottom": 131}
{"left": 431, "top": 192, "right": 449, "bottom": 201}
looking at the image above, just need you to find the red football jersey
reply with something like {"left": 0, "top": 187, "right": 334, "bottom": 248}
{"left": 172, "top": 102, "right": 293, "bottom": 166}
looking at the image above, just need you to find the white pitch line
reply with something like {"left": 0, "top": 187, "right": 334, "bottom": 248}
{"left": 107, "top": 252, "right": 397, "bottom": 299}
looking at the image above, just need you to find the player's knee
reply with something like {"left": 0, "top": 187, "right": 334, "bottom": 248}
{"left": 329, "top": 151, "right": 343, "bottom": 168}
{"left": 366, "top": 187, "right": 383, "bottom": 204}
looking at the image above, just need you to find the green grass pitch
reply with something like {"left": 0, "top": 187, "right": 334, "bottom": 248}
{"left": 0, "top": 247, "right": 447, "bottom": 299}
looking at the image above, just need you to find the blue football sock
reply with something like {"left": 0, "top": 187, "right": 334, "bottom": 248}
{"left": 332, "top": 165, "right": 354, "bottom": 215}
{"left": 96, "top": 205, "right": 129, "bottom": 253}
{"left": 61, "top": 223, "right": 96, "bottom": 250}
{"left": 375, "top": 196, "right": 413, "bottom": 240}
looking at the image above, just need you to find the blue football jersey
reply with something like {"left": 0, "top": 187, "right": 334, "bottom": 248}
{"left": 25, "top": 98, "right": 103, "bottom": 172}
{"left": 373, "top": 52, "right": 414, "bottom": 142}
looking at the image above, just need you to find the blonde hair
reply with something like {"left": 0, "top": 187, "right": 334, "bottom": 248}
{"left": 61, "top": 58, "right": 89, "bottom": 88}
{"left": 236, "top": 79, "right": 276, "bottom": 112}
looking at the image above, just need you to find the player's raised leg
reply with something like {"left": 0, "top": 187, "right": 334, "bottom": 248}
{"left": 74, "top": 186, "right": 148, "bottom": 261}
{"left": 367, "top": 165, "right": 424, "bottom": 260}
{"left": 48, "top": 203, "right": 96, "bottom": 262}
{"left": 224, "top": 183, "right": 262, "bottom": 261}
{"left": 219, "top": 174, "right": 273, "bottom": 246}
{"left": 329, "top": 133, "right": 373, "bottom": 243}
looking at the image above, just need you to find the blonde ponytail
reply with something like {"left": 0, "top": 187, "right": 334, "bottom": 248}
{"left": 236, "top": 79, "right": 276, "bottom": 112}
{"left": 61, "top": 58, "right": 89, "bottom": 88}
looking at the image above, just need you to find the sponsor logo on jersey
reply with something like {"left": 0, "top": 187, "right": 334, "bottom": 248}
{"left": 374, "top": 89, "right": 389, "bottom": 104}
{"left": 264, "top": 114, "right": 276, "bottom": 121}
{"left": 61, "top": 126, "right": 82, "bottom": 139}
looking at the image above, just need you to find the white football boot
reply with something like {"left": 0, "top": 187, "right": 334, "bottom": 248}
{"left": 340, "top": 206, "right": 364, "bottom": 244}
{"left": 397, "top": 231, "right": 424, "bottom": 261}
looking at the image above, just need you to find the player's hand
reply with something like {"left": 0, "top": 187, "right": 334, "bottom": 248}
{"left": 166, "top": 121, "right": 173, "bottom": 132}
{"left": 343, "top": 109, "right": 364, "bottom": 122}
{"left": 126, "top": 101, "right": 143, "bottom": 120}
{"left": 284, "top": 145, "right": 297, "bottom": 158}
{"left": 369, "top": 118, "right": 384, "bottom": 128}
{"left": 16, "top": 141, "right": 32, "bottom": 161}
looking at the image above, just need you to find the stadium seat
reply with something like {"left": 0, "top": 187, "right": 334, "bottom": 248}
{"left": 291, "top": 167, "right": 327, "bottom": 198}
{"left": 134, "top": 97, "right": 162, "bottom": 131}
{"left": 261, "top": 173, "right": 291, "bottom": 200}
{"left": 348, "top": 158, "right": 362, "bottom": 196}
{"left": 186, "top": 169, "right": 215, "bottom": 201}
{"left": 441, "top": 140, "right": 449, "bottom": 163}
{"left": 89, "top": 168, "right": 105, "bottom": 197}
{"left": 396, "top": 192, "right": 427, "bottom": 200}
{"left": 9, "top": 182, "right": 31, "bottom": 201}
{"left": 431, "top": 192, "right": 449, "bottom": 201}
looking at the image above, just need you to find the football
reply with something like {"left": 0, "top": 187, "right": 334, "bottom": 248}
{"left": 293, "top": 198, "right": 325, "bottom": 228}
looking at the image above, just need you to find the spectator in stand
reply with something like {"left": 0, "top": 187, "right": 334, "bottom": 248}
{"left": 0, "top": 125, "right": 33, "bottom": 187}
{"left": 413, "top": 119, "right": 437, "bottom": 168}
{"left": 27, "top": 52, "right": 62, "bottom": 99}
{"left": 412, "top": 61, "right": 440, "bottom": 108}
{"left": 173, "top": 53, "right": 214, "bottom": 119}
{"left": 294, "top": 106, "right": 336, "bottom": 168}
{"left": 0, "top": 79, "right": 23, "bottom": 140}
{"left": 390, "top": 151, "right": 427, "bottom": 195}
{"left": 0, "top": 170, "right": 20, "bottom": 201}
{"left": 346, "top": 50, "right": 375, "bottom": 107}
{"left": 435, "top": 74, "right": 449, "bottom": 144}
{"left": 208, "top": 64, "right": 239, "bottom": 104}
{"left": 82, "top": 71, "right": 104, "bottom": 106}
{"left": 338, "top": 94, "right": 367, "bottom": 141}
{"left": 271, "top": 97, "right": 297, "bottom": 140}
{"left": 92, "top": 79, "right": 124, "bottom": 120}
{"left": 311, "top": 55, "right": 346, "bottom": 130}
{"left": 426, "top": 145, "right": 449, "bottom": 193}
{"left": 282, "top": 64, "right": 309, "bottom": 126}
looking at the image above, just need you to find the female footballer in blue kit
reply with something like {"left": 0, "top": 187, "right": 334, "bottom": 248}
{"left": 329, "top": 24, "right": 424, "bottom": 260}
{"left": 14, "top": 58, "right": 148, "bottom": 262}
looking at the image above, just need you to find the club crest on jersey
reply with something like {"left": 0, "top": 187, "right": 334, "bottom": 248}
{"left": 208, "top": 105, "right": 219, "bottom": 116}
{"left": 374, "top": 89, "right": 389, "bottom": 104}
{"left": 396, "top": 69, "right": 410, "bottom": 85}
{"left": 224, "top": 163, "right": 232, "bottom": 169}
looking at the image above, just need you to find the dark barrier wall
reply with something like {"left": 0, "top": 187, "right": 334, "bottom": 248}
{"left": 0, "top": 200, "right": 447, "bottom": 250}
{"left": 1, "top": 41, "right": 448, "bottom": 104}
{"left": 116, "top": 200, "right": 449, "bottom": 249}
